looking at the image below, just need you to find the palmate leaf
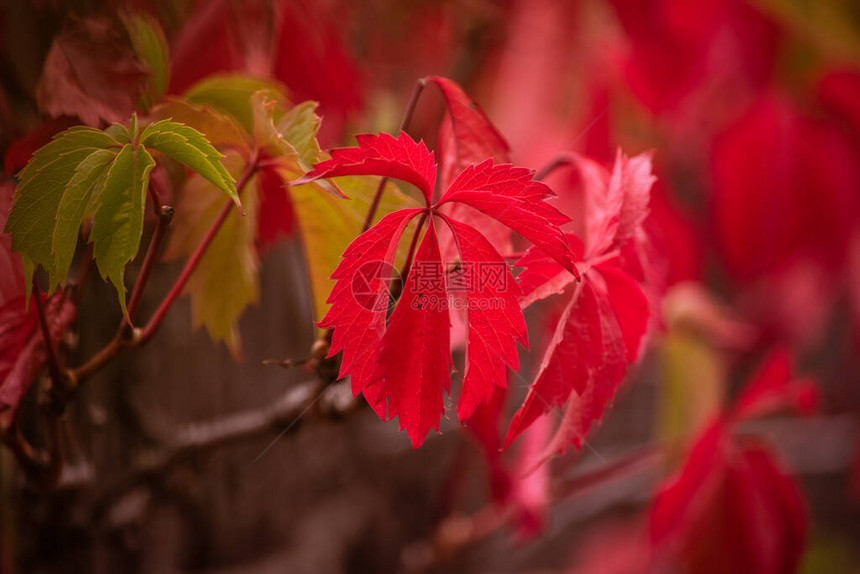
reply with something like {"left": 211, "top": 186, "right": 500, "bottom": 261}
{"left": 5, "top": 118, "right": 237, "bottom": 315}
{"left": 140, "top": 119, "right": 240, "bottom": 209}
{"left": 5, "top": 127, "right": 120, "bottom": 292}
{"left": 298, "top": 132, "right": 576, "bottom": 447}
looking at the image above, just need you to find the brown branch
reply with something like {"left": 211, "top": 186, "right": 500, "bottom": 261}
{"left": 60, "top": 380, "right": 359, "bottom": 514}
{"left": 31, "top": 281, "right": 64, "bottom": 389}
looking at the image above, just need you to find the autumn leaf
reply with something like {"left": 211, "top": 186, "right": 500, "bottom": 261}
{"left": 649, "top": 351, "right": 816, "bottom": 574}
{"left": 294, "top": 131, "right": 576, "bottom": 447}
{"left": 164, "top": 152, "right": 259, "bottom": 355}
{"left": 0, "top": 292, "right": 76, "bottom": 430}
{"left": 36, "top": 17, "right": 147, "bottom": 127}
{"left": 504, "top": 151, "right": 657, "bottom": 459}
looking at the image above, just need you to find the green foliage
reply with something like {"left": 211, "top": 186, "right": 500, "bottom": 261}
{"left": 90, "top": 144, "right": 155, "bottom": 318}
{"left": 4, "top": 117, "right": 237, "bottom": 315}
{"left": 140, "top": 119, "right": 240, "bottom": 208}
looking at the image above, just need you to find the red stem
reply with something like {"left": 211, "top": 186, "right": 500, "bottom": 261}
{"left": 126, "top": 202, "right": 174, "bottom": 326}
{"left": 361, "top": 78, "right": 427, "bottom": 233}
{"left": 139, "top": 156, "right": 258, "bottom": 344}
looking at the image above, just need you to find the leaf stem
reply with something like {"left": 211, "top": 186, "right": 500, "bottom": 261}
{"left": 125, "top": 201, "right": 174, "bottom": 327}
{"left": 362, "top": 78, "right": 427, "bottom": 232}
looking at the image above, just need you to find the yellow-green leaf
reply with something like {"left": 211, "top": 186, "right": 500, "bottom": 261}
{"left": 164, "top": 152, "right": 259, "bottom": 355}
{"left": 52, "top": 148, "right": 115, "bottom": 280}
{"left": 185, "top": 75, "right": 289, "bottom": 134}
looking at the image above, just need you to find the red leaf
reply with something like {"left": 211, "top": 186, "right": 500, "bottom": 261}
{"left": 438, "top": 160, "right": 577, "bottom": 275}
{"left": 375, "top": 222, "right": 452, "bottom": 447}
{"left": 303, "top": 126, "right": 577, "bottom": 446}
{"left": 319, "top": 208, "right": 422, "bottom": 415}
{"left": 505, "top": 152, "right": 656, "bottom": 454}
{"left": 273, "top": 0, "right": 364, "bottom": 144}
{"left": 293, "top": 132, "right": 437, "bottom": 205}
{"left": 649, "top": 353, "right": 814, "bottom": 574}
{"left": 428, "top": 75, "right": 511, "bottom": 190}
{"left": 732, "top": 349, "right": 818, "bottom": 421}
{"left": 431, "top": 76, "right": 515, "bottom": 264}
{"left": 36, "top": 17, "right": 146, "bottom": 126}
{"left": 0, "top": 292, "right": 76, "bottom": 428}
{"left": 440, "top": 216, "right": 526, "bottom": 420}
{"left": 170, "top": 0, "right": 240, "bottom": 94}
{"left": 650, "top": 422, "right": 808, "bottom": 574}
{"left": 712, "top": 94, "right": 860, "bottom": 281}
{"left": 255, "top": 164, "right": 294, "bottom": 253}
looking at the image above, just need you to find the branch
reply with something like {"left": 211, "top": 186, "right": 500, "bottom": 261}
{"left": 62, "top": 380, "right": 358, "bottom": 514}
{"left": 31, "top": 280, "right": 64, "bottom": 389}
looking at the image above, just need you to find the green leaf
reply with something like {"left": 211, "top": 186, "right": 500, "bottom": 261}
{"left": 150, "top": 98, "right": 249, "bottom": 150}
{"left": 164, "top": 152, "right": 259, "bottom": 355}
{"left": 52, "top": 149, "right": 115, "bottom": 280}
{"left": 106, "top": 123, "right": 132, "bottom": 144}
{"left": 90, "top": 143, "right": 155, "bottom": 318}
{"left": 140, "top": 119, "right": 240, "bottom": 208}
{"left": 4, "top": 127, "right": 120, "bottom": 288}
{"left": 278, "top": 101, "right": 322, "bottom": 167}
{"left": 123, "top": 12, "right": 170, "bottom": 109}
{"left": 184, "top": 75, "right": 289, "bottom": 134}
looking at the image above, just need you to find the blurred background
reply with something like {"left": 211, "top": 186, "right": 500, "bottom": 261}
{"left": 1, "top": 0, "right": 860, "bottom": 572}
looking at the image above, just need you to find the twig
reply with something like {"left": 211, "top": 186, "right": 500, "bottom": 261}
{"left": 534, "top": 153, "right": 574, "bottom": 182}
{"left": 59, "top": 380, "right": 359, "bottom": 513}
